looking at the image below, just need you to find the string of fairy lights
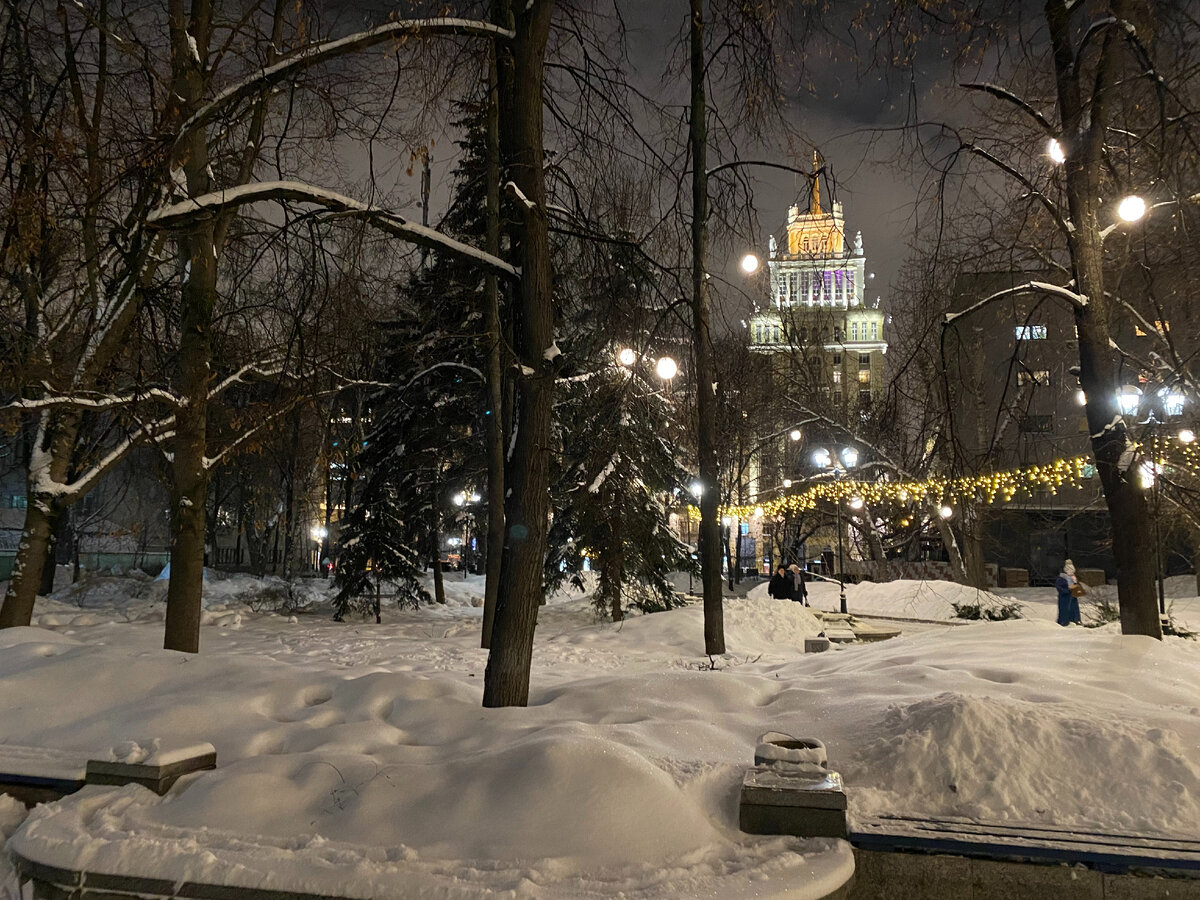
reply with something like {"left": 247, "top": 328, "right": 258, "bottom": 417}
{"left": 716, "top": 454, "right": 1124, "bottom": 521}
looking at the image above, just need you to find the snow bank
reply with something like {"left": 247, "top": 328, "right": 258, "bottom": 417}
{"left": 4, "top": 573, "right": 1200, "bottom": 897}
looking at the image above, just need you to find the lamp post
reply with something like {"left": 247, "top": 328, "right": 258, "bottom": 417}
{"left": 1126, "top": 383, "right": 1187, "bottom": 617}
{"left": 813, "top": 446, "right": 858, "bottom": 613}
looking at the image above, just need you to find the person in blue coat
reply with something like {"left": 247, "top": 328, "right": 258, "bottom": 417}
{"left": 1054, "top": 559, "right": 1083, "bottom": 626}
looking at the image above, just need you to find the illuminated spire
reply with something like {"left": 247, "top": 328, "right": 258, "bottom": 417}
{"left": 810, "top": 150, "right": 821, "bottom": 215}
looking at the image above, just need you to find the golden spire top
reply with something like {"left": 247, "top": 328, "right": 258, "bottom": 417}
{"left": 810, "top": 150, "right": 821, "bottom": 216}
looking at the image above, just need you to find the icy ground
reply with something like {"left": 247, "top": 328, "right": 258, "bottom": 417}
{"left": 1, "top": 570, "right": 1199, "bottom": 898}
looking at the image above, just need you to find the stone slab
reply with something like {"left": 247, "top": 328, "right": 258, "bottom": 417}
{"left": 742, "top": 767, "right": 847, "bottom": 810}
{"left": 805, "top": 637, "right": 832, "bottom": 653}
{"left": 86, "top": 748, "right": 216, "bottom": 795}
{"left": 740, "top": 801, "right": 848, "bottom": 838}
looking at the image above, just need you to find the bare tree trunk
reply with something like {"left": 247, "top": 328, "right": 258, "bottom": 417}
{"left": 936, "top": 516, "right": 969, "bottom": 585}
{"left": 1, "top": 414, "right": 79, "bottom": 626}
{"left": 481, "top": 39, "right": 506, "bottom": 649}
{"left": 0, "top": 500, "right": 55, "bottom": 627}
{"left": 483, "top": 0, "right": 555, "bottom": 708}
{"left": 163, "top": 0, "right": 214, "bottom": 654}
{"left": 689, "top": 0, "right": 725, "bottom": 654}
{"left": 38, "top": 506, "right": 64, "bottom": 596}
{"left": 960, "top": 501, "right": 989, "bottom": 588}
{"left": 1046, "top": 0, "right": 1158, "bottom": 638}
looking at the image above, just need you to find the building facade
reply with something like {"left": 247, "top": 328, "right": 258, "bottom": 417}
{"left": 748, "top": 163, "right": 887, "bottom": 412}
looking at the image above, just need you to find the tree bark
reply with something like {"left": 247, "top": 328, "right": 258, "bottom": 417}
{"left": 481, "top": 39, "right": 505, "bottom": 647}
{"left": 1046, "top": 0, "right": 1159, "bottom": 637}
{"left": 163, "top": 0, "right": 214, "bottom": 654}
{"left": 482, "top": 0, "right": 555, "bottom": 708}
{"left": 689, "top": 0, "right": 725, "bottom": 654}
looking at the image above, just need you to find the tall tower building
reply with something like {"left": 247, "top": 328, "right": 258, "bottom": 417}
{"left": 748, "top": 155, "right": 886, "bottom": 410}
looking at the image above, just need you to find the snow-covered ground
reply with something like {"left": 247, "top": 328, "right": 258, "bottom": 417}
{"left": 1, "top": 571, "right": 1199, "bottom": 898}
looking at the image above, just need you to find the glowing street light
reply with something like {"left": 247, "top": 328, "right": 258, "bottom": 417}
{"left": 782, "top": 479, "right": 792, "bottom": 488}
{"left": 655, "top": 356, "right": 678, "bottom": 380}
{"left": 1116, "top": 385, "right": 1143, "bottom": 416}
{"left": 939, "top": 505, "right": 954, "bottom": 520}
{"left": 617, "top": 347, "right": 636, "bottom": 367}
{"left": 1047, "top": 138, "right": 1066, "bottom": 164}
{"left": 690, "top": 481, "right": 704, "bottom": 497}
{"left": 740, "top": 253, "right": 760, "bottom": 274}
{"left": 1117, "top": 195, "right": 1147, "bottom": 223}
{"left": 813, "top": 445, "right": 858, "bottom": 614}
{"left": 789, "top": 428, "right": 802, "bottom": 442}
{"left": 1180, "top": 429, "right": 1196, "bottom": 444}
{"left": 848, "top": 497, "right": 864, "bottom": 510}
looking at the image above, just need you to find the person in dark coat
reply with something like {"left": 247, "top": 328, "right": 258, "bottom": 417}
{"left": 788, "top": 564, "right": 809, "bottom": 606}
{"left": 768, "top": 565, "right": 791, "bottom": 600}
{"left": 1054, "top": 559, "right": 1083, "bottom": 626}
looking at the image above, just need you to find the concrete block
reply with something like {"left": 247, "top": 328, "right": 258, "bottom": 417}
{"left": 86, "top": 743, "right": 216, "bottom": 795}
{"left": 1102, "top": 874, "right": 1200, "bottom": 899}
{"left": 848, "top": 850, "right": 973, "bottom": 900}
{"left": 739, "top": 765, "right": 847, "bottom": 838}
{"left": 805, "top": 637, "right": 832, "bottom": 653}
{"left": 970, "top": 857, "right": 1102, "bottom": 900}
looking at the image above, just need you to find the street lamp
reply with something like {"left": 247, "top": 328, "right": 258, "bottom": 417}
{"left": 617, "top": 347, "right": 636, "bottom": 367}
{"left": 1047, "top": 138, "right": 1066, "bottom": 164}
{"left": 813, "top": 445, "right": 858, "bottom": 613}
{"left": 740, "top": 253, "right": 760, "bottom": 274}
{"left": 655, "top": 356, "right": 678, "bottom": 380}
{"left": 1117, "top": 195, "right": 1148, "bottom": 223}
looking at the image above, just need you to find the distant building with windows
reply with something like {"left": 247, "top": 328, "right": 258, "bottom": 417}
{"left": 748, "top": 157, "right": 887, "bottom": 411}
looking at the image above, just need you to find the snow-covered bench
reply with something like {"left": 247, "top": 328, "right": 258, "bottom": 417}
{"left": 0, "top": 740, "right": 216, "bottom": 806}
{"left": 850, "top": 813, "right": 1200, "bottom": 878}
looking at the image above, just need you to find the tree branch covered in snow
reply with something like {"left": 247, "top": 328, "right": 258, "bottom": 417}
{"left": 943, "top": 280, "right": 1086, "bottom": 329}
{"left": 147, "top": 182, "right": 518, "bottom": 279}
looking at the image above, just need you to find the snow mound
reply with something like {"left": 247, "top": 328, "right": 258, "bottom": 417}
{"left": 850, "top": 691, "right": 1200, "bottom": 834}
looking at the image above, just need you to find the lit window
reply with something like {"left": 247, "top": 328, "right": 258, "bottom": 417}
{"left": 1015, "top": 325, "right": 1048, "bottom": 340}
{"left": 851, "top": 322, "right": 859, "bottom": 340}
{"left": 1017, "top": 370, "right": 1051, "bottom": 386}
{"left": 832, "top": 370, "right": 842, "bottom": 384}
{"left": 858, "top": 370, "right": 871, "bottom": 383}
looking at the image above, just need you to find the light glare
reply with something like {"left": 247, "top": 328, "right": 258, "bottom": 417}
{"left": 740, "top": 253, "right": 760, "bottom": 274}
{"left": 1047, "top": 138, "right": 1065, "bottom": 164}
{"left": 655, "top": 356, "right": 678, "bottom": 380}
{"left": 1117, "top": 195, "right": 1147, "bottom": 223}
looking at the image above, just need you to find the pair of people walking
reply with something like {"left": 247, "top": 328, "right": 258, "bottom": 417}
{"left": 769, "top": 563, "right": 809, "bottom": 605}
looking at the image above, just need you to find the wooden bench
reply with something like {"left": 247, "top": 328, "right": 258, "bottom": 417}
{"left": 850, "top": 813, "right": 1200, "bottom": 878}
{"left": 0, "top": 742, "right": 216, "bottom": 806}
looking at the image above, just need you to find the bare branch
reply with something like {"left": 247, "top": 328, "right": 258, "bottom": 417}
{"left": 943, "top": 280, "right": 1087, "bottom": 329}
{"left": 146, "top": 182, "right": 518, "bottom": 278}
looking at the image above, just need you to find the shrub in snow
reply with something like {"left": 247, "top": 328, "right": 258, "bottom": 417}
{"left": 951, "top": 599, "right": 1022, "bottom": 621}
